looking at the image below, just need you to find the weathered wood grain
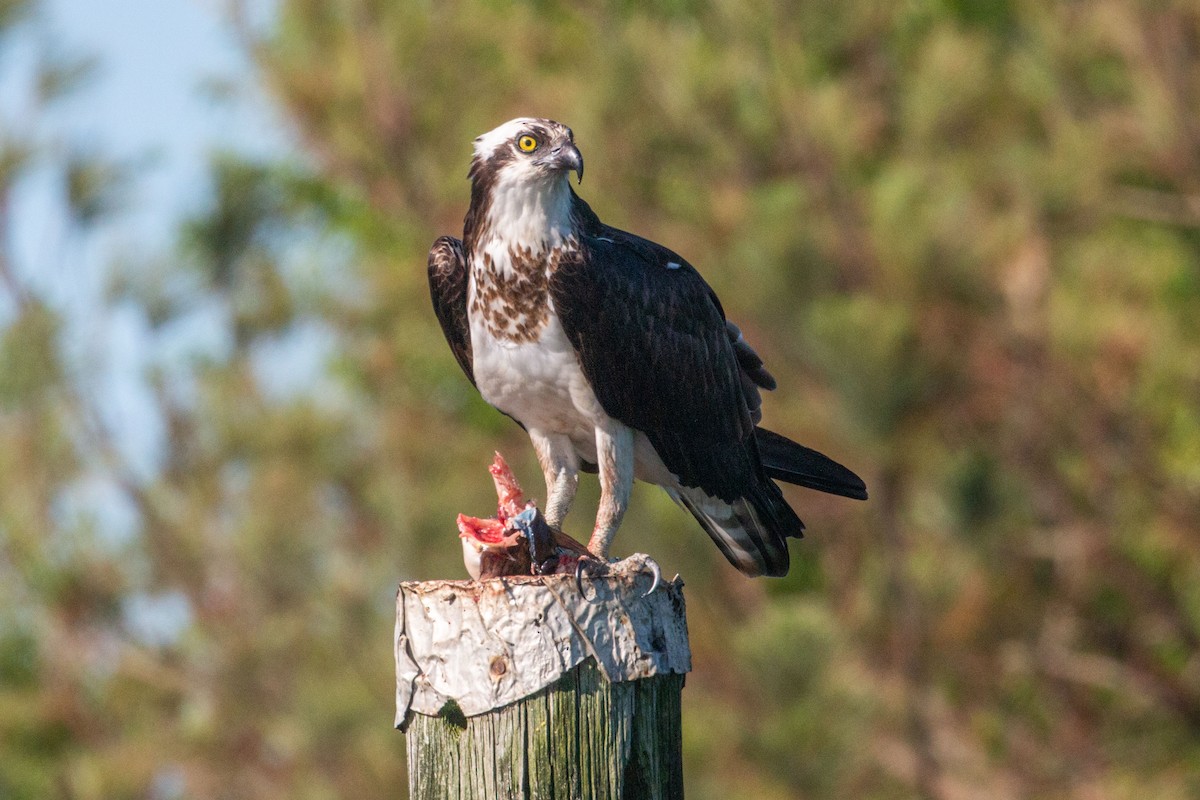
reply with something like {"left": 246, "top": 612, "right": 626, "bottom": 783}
{"left": 405, "top": 659, "right": 684, "bottom": 799}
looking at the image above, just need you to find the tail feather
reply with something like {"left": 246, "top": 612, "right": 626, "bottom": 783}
{"left": 671, "top": 483, "right": 803, "bottom": 577}
{"left": 756, "top": 427, "right": 868, "bottom": 501}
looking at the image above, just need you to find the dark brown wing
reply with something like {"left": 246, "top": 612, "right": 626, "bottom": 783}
{"left": 550, "top": 225, "right": 757, "bottom": 500}
{"left": 427, "top": 236, "right": 474, "bottom": 386}
{"left": 549, "top": 210, "right": 805, "bottom": 576}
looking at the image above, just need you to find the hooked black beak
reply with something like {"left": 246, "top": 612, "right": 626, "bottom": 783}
{"left": 547, "top": 142, "right": 584, "bottom": 184}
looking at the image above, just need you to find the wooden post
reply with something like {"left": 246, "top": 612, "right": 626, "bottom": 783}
{"left": 395, "top": 570, "right": 691, "bottom": 799}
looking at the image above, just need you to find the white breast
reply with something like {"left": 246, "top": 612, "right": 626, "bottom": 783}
{"left": 469, "top": 301, "right": 607, "bottom": 443}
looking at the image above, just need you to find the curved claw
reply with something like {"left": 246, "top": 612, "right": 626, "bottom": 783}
{"left": 642, "top": 558, "right": 662, "bottom": 598}
{"left": 574, "top": 559, "right": 586, "bottom": 595}
{"left": 574, "top": 559, "right": 602, "bottom": 604}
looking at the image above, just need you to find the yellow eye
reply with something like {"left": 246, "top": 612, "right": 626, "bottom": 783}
{"left": 517, "top": 135, "right": 538, "bottom": 152}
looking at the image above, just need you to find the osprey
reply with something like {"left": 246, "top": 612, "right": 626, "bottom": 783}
{"left": 428, "top": 118, "right": 866, "bottom": 577}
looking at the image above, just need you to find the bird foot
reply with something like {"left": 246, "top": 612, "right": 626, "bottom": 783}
{"left": 574, "top": 552, "right": 662, "bottom": 602}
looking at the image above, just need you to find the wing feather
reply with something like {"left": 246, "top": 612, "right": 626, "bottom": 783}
{"left": 550, "top": 223, "right": 759, "bottom": 503}
{"left": 427, "top": 236, "right": 474, "bottom": 386}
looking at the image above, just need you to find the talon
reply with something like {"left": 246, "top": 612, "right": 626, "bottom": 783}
{"left": 643, "top": 558, "right": 662, "bottom": 597}
{"left": 574, "top": 558, "right": 602, "bottom": 604}
{"left": 574, "top": 559, "right": 586, "bottom": 594}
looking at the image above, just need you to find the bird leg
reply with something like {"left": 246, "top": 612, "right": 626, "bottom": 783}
{"left": 587, "top": 423, "right": 634, "bottom": 559}
{"left": 529, "top": 430, "right": 579, "bottom": 530}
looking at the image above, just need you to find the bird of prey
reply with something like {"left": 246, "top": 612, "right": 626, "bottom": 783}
{"left": 428, "top": 117, "right": 866, "bottom": 577}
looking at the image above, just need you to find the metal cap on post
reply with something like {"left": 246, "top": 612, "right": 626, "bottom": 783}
{"left": 396, "top": 570, "right": 691, "bottom": 799}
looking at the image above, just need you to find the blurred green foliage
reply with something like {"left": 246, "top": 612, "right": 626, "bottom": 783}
{"left": 2, "top": 0, "right": 1200, "bottom": 797}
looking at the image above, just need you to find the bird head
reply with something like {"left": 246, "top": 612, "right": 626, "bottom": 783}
{"left": 471, "top": 117, "right": 584, "bottom": 186}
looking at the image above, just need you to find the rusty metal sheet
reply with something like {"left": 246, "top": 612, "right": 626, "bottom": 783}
{"left": 395, "top": 571, "right": 691, "bottom": 727}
